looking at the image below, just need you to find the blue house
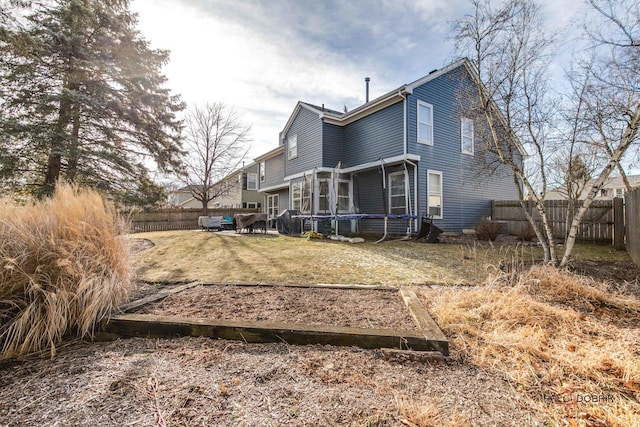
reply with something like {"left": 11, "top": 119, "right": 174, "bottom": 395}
{"left": 256, "top": 58, "right": 521, "bottom": 236}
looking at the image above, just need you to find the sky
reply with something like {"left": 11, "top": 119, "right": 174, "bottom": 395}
{"left": 130, "top": 0, "right": 588, "bottom": 162}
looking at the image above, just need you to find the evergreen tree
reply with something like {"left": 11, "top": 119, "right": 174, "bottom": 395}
{"left": 0, "top": 0, "right": 184, "bottom": 204}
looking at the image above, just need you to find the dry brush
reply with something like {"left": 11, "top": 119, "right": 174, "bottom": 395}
{"left": 0, "top": 184, "right": 133, "bottom": 359}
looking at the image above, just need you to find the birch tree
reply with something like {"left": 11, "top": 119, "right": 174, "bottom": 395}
{"left": 455, "top": 0, "right": 639, "bottom": 267}
{"left": 560, "top": 0, "right": 640, "bottom": 266}
{"left": 455, "top": 0, "right": 559, "bottom": 263}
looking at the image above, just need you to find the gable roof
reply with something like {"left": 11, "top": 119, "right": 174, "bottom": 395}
{"left": 255, "top": 144, "right": 284, "bottom": 161}
{"left": 276, "top": 57, "right": 525, "bottom": 156}
{"left": 280, "top": 58, "right": 470, "bottom": 138}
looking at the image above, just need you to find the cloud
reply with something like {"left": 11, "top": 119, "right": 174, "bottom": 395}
{"left": 131, "top": 0, "right": 585, "bottom": 160}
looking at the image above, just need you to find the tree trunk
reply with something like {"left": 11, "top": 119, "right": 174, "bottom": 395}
{"left": 43, "top": 94, "right": 72, "bottom": 196}
{"left": 518, "top": 199, "right": 549, "bottom": 261}
{"left": 66, "top": 95, "right": 81, "bottom": 181}
{"left": 560, "top": 102, "right": 640, "bottom": 267}
{"left": 203, "top": 199, "right": 209, "bottom": 217}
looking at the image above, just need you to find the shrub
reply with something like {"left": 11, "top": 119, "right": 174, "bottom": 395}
{"left": 517, "top": 222, "right": 536, "bottom": 242}
{"left": 475, "top": 219, "right": 502, "bottom": 241}
{"left": 0, "top": 184, "right": 133, "bottom": 359}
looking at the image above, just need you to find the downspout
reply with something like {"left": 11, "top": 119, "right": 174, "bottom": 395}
{"left": 375, "top": 158, "right": 388, "bottom": 244}
{"left": 403, "top": 161, "right": 412, "bottom": 236}
{"left": 312, "top": 167, "right": 316, "bottom": 232}
{"left": 400, "top": 89, "right": 418, "bottom": 231}
{"left": 401, "top": 89, "right": 407, "bottom": 158}
{"left": 334, "top": 161, "right": 342, "bottom": 237}
{"left": 406, "top": 159, "right": 418, "bottom": 233}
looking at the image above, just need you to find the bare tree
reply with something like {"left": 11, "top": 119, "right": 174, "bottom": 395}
{"left": 559, "top": 0, "right": 640, "bottom": 266}
{"left": 178, "top": 102, "right": 250, "bottom": 215}
{"left": 455, "top": 0, "right": 560, "bottom": 263}
{"left": 455, "top": 0, "right": 639, "bottom": 267}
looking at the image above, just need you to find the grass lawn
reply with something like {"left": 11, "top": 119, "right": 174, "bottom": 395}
{"left": 131, "top": 230, "right": 631, "bottom": 286}
{"left": 131, "top": 230, "right": 533, "bottom": 285}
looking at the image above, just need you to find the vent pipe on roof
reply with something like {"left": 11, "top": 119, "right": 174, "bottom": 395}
{"left": 365, "top": 77, "right": 370, "bottom": 103}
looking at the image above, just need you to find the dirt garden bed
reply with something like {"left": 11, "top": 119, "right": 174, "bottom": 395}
{"left": 103, "top": 282, "right": 448, "bottom": 354}
{"left": 135, "top": 284, "right": 420, "bottom": 332}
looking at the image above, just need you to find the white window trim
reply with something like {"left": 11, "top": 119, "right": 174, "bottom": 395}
{"left": 317, "top": 179, "right": 331, "bottom": 214}
{"left": 291, "top": 182, "right": 302, "bottom": 211}
{"left": 461, "top": 117, "right": 474, "bottom": 155}
{"left": 259, "top": 162, "right": 265, "bottom": 182}
{"left": 291, "top": 179, "right": 311, "bottom": 214}
{"left": 337, "top": 180, "right": 351, "bottom": 213}
{"left": 267, "top": 194, "right": 279, "bottom": 219}
{"left": 389, "top": 171, "right": 407, "bottom": 215}
{"left": 427, "top": 170, "right": 443, "bottom": 220}
{"left": 247, "top": 173, "right": 258, "bottom": 190}
{"left": 288, "top": 134, "right": 298, "bottom": 160}
{"left": 316, "top": 178, "right": 351, "bottom": 214}
{"left": 246, "top": 202, "right": 258, "bottom": 209}
{"left": 417, "top": 100, "right": 433, "bottom": 146}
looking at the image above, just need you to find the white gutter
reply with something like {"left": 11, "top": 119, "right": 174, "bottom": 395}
{"left": 341, "top": 153, "right": 420, "bottom": 174}
{"left": 284, "top": 167, "right": 334, "bottom": 182}
{"left": 258, "top": 182, "right": 290, "bottom": 193}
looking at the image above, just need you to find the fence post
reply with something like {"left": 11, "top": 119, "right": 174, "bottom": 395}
{"left": 613, "top": 197, "right": 625, "bottom": 250}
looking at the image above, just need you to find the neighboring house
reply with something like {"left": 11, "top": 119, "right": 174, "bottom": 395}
{"left": 256, "top": 58, "right": 521, "bottom": 234}
{"left": 545, "top": 175, "right": 640, "bottom": 201}
{"left": 172, "top": 185, "right": 205, "bottom": 209}
{"left": 173, "top": 162, "right": 262, "bottom": 209}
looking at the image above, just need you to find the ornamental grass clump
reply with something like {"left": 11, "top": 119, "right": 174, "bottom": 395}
{"left": 0, "top": 184, "right": 133, "bottom": 359}
{"left": 424, "top": 265, "right": 640, "bottom": 427}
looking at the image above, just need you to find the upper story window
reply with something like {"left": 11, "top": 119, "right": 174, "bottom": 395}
{"left": 288, "top": 134, "right": 298, "bottom": 160}
{"left": 461, "top": 117, "right": 474, "bottom": 155}
{"left": 259, "top": 162, "right": 265, "bottom": 182}
{"left": 247, "top": 173, "right": 257, "bottom": 190}
{"left": 389, "top": 172, "right": 407, "bottom": 215}
{"left": 417, "top": 100, "right": 433, "bottom": 145}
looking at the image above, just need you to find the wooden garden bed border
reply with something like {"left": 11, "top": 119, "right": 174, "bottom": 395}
{"left": 99, "top": 282, "right": 449, "bottom": 355}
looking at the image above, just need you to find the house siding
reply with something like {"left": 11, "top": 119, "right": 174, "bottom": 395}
{"left": 322, "top": 122, "right": 344, "bottom": 168}
{"left": 343, "top": 101, "right": 404, "bottom": 167}
{"left": 255, "top": 60, "right": 521, "bottom": 236}
{"left": 261, "top": 152, "right": 285, "bottom": 189}
{"left": 352, "top": 166, "right": 416, "bottom": 235}
{"left": 283, "top": 107, "right": 322, "bottom": 176}
{"left": 241, "top": 163, "right": 262, "bottom": 206}
{"left": 407, "top": 65, "right": 519, "bottom": 232}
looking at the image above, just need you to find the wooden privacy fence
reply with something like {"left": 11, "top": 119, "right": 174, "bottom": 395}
{"left": 121, "top": 208, "right": 260, "bottom": 233}
{"left": 492, "top": 199, "right": 624, "bottom": 244}
{"left": 626, "top": 188, "right": 640, "bottom": 267}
